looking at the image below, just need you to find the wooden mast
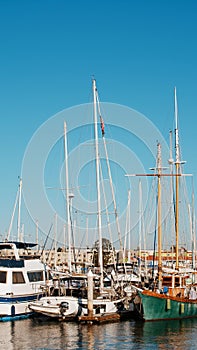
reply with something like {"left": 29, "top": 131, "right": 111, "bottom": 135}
{"left": 174, "top": 87, "right": 186, "bottom": 269}
{"left": 157, "top": 143, "right": 162, "bottom": 288}
{"left": 174, "top": 87, "right": 180, "bottom": 269}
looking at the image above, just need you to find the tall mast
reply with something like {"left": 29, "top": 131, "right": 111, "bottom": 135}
{"left": 174, "top": 87, "right": 186, "bottom": 269}
{"left": 127, "top": 189, "right": 131, "bottom": 263}
{"left": 64, "top": 121, "right": 72, "bottom": 273}
{"left": 7, "top": 184, "right": 19, "bottom": 241}
{"left": 54, "top": 213, "right": 57, "bottom": 269}
{"left": 63, "top": 224, "right": 66, "bottom": 252}
{"left": 124, "top": 189, "right": 131, "bottom": 263}
{"left": 192, "top": 182, "right": 196, "bottom": 270}
{"left": 17, "top": 178, "right": 22, "bottom": 241}
{"left": 92, "top": 78, "right": 103, "bottom": 291}
{"left": 157, "top": 143, "right": 162, "bottom": 288}
{"left": 36, "top": 220, "right": 39, "bottom": 247}
{"left": 174, "top": 87, "right": 179, "bottom": 269}
{"left": 168, "top": 130, "right": 174, "bottom": 262}
{"left": 138, "top": 180, "right": 142, "bottom": 277}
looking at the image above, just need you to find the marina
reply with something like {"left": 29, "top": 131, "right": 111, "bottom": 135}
{"left": 1, "top": 80, "right": 197, "bottom": 327}
{"left": 0, "top": 1, "right": 196, "bottom": 349}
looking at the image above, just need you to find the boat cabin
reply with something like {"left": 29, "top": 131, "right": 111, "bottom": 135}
{"left": 162, "top": 274, "right": 189, "bottom": 297}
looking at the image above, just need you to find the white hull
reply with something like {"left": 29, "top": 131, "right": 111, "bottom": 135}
{"left": 29, "top": 296, "right": 80, "bottom": 319}
{"left": 0, "top": 242, "right": 52, "bottom": 321}
{"left": 29, "top": 295, "right": 124, "bottom": 320}
{"left": 0, "top": 294, "right": 42, "bottom": 320}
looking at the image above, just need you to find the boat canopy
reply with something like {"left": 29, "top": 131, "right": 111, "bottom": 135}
{"left": 0, "top": 241, "right": 37, "bottom": 250}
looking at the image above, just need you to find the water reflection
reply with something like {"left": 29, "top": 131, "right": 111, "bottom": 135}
{"left": 0, "top": 322, "right": 13, "bottom": 350}
{"left": 134, "top": 318, "right": 197, "bottom": 349}
{"left": 1, "top": 317, "right": 197, "bottom": 350}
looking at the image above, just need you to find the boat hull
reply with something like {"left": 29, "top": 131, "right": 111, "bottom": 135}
{"left": 137, "top": 291, "right": 197, "bottom": 321}
{"left": 29, "top": 296, "right": 126, "bottom": 321}
{"left": 29, "top": 296, "right": 80, "bottom": 320}
{"left": 0, "top": 294, "right": 43, "bottom": 321}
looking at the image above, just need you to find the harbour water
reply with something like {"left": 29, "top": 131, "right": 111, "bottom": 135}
{"left": 0, "top": 317, "right": 197, "bottom": 350}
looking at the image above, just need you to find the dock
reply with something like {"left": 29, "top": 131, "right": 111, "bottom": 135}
{"left": 78, "top": 313, "right": 120, "bottom": 324}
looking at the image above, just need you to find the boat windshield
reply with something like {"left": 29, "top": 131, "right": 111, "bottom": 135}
{"left": 27, "top": 271, "right": 44, "bottom": 282}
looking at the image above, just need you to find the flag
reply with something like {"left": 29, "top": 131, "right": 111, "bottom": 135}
{"left": 100, "top": 116, "right": 105, "bottom": 136}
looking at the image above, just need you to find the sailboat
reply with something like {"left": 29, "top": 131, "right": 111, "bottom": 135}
{"left": 132, "top": 89, "right": 197, "bottom": 321}
{"left": 29, "top": 79, "right": 130, "bottom": 322}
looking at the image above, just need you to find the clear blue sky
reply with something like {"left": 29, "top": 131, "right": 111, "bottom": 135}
{"left": 0, "top": 0, "right": 196, "bottom": 249}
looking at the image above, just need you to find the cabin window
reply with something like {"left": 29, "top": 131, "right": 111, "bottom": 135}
{"left": 27, "top": 271, "right": 44, "bottom": 282}
{"left": 162, "top": 276, "right": 172, "bottom": 287}
{"left": 175, "top": 276, "right": 180, "bottom": 287}
{"left": 12, "top": 272, "right": 25, "bottom": 284}
{"left": 0, "top": 271, "right": 7, "bottom": 283}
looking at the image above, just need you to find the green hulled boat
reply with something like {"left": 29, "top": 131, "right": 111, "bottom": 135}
{"left": 132, "top": 89, "right": 197, "bottom": 321}
{"left": 135, "top": 287, "right": 197, "bottom": 321}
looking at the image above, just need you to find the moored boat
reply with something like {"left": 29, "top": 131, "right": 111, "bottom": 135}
{"left": 136, "top": 287, "right": 197, "bottom": 321}
{"left": 29, "top": 295, "right": 80, "bottom": 320}
{"left": 0, "top": 241, "right": 52, "bottom": 321}
{"left": 132, "top": 89, "right": 197, "bottom": 321}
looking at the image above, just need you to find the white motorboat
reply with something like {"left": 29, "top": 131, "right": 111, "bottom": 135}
{"left": 29, "top": 294, "right": 124, "bottom": 321}
{"left": 29, "top": 295, "right": 80, "bottom": 320}
{"left": 0, "top": 241, "right": 52, "bottom": 321}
